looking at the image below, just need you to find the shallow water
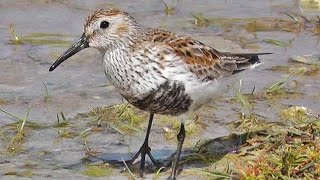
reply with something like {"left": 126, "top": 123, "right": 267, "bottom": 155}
{"left": 1, "top": 0, "right": 320, "bottom": 179}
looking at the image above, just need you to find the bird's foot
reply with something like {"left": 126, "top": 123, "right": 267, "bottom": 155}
{"left": 129, "top": 142, "right": 162, "bottom": 177}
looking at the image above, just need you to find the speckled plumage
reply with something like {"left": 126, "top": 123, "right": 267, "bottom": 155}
{"left": 49, "top": 8, "right": 271, "bottom": 179}
{"left": 84, "top": 9, "right": 266, "bottom": 116}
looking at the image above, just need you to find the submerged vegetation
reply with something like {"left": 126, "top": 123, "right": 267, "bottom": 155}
{"left": 190, "top": 7, "right": 320, "bottom": 50}
{"left": 8, "top": 23, "right": 73, "bottom": 46}
{"left": 181, "top": 89, "right": 320, "bottom": 179}
{"left": 82, "top": 164, "right": 113, "bottom": 177}
{"left": 0, "top": 106, "right": 33, "bottom": 154}
{"left": 226, "top": 107, "right": 320, "bottom": 179}
{"left": 160, "top": 0, "right": 176, "bottom": 15}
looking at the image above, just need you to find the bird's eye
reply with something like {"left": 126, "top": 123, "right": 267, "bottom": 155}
{"left": 100, "top": 21, "right": 110, "bottom": 29}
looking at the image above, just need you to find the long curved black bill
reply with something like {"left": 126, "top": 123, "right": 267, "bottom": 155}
{"left": 49, "top": 34, "right": 89, "bottom": 71}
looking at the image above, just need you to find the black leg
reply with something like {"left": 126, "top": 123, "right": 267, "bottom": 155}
{"left": 169, "top": 123, "right": 186, "bottom": 179}
{"left": 129, "top": 113, "right": 160, "bottom": 177}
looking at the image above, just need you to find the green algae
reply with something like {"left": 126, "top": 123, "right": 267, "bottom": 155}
{"left": 8, "top": 24, "right": 73, "bottom": 46}
{"left": 190, "top": 15, "right": 302, "bottom": 33}
{"left": 0, "top": 99, "right": 8, "bottom": 105}
{"left": 55, "top": 128, "right": 78, "bottom": 138}
{"left": 186, "top": 168, "right": 232, "bottom": 179}
{"left": 87, "top": 103, "right": 146, "bottom": 134}
{"left": 177, "top": 77, "right": 320, "bottom": 179}
{"left": 301, "top": 0, "right": 320, "bottom": 9}
{"left": 3, "top": 169, "right": 34, "bottom": 177}
{"left": 160, "top": 0, "right": 176, "bottom": 15}
{"left": 82, "top": 165, "right": 113, "bottom": 177}
{"left": 40, "top": 79, "right": 50, "bottom": 103}
{"left": 191, "top": 13, "right": 210, "bottom": 27}
{"left": 86, "top": 103, "right": 204, "bottom": 141}
{"left": 0, "top": 106, "right": 32, "bottom": 154}
{"left": 232, "top": 86, "right": 253, "bottom": 115}
{"left": 186, "top": 104, "right": 320, "bottom": 179}
{"left": 269, "top": 65, "right": 320, "bottom": 76}
{"left": 266, "top": 77, "right": 289, "bottom": 95}
{"left": 263, "top": 39, "right": 290, "bottom": 47}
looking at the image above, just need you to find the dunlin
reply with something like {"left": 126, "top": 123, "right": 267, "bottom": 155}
{"left": 49, "top": 9, "right": 271, "bottom": 179}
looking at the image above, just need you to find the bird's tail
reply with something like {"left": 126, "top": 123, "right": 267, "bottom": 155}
{"left": 229, "top": 52, "right": 272, "bottom": 65}
{"left": 224, "top": 52, "right": 272, "bottom": 74}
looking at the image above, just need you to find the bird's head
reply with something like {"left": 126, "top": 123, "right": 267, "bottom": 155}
{"left": 49, "top": 8, "right": 140, "bottom": 71}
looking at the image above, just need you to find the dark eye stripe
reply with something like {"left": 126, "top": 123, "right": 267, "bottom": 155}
{"left": 100, "top": 21, "right": 109, "bottom": 29}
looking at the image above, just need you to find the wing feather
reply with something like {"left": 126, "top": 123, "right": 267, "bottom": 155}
{"left": 146, "top": 29, "right": 270, "bottom": 81}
